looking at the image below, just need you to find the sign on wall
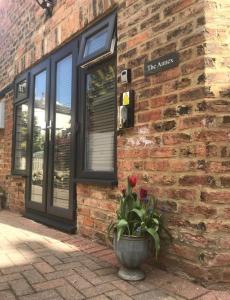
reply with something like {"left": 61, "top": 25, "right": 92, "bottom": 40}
{"left": 144, "top": 52, "right": 179, "bottom": 76}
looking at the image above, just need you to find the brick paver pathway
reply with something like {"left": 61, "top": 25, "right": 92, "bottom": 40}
{"left": 0, "top": 211, "right": 229, "bottom": 300}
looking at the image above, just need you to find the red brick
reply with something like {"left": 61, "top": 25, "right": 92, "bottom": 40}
{"left": 137, "top": 109, "right": 162, "bottom": 123}
{"left": 201, "top": 191, "right": 230, "bottom": 204}
{"left": 127, "top": 31, "right": 150, "bottom": 48}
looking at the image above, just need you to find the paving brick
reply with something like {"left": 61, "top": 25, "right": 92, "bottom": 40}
{"left": 66, "top": 273, "right": 93, "bottom": 290}
{"left": 88, "top": 296, "right": 109, "bottom": 300}
{"left": 81, "top": 283, "right": 115, "bottom": 298}
{"left": 89, "top": 257, "right": 112, "bottom": 268}
{"left": 0, "top": 254, "right": 14, "bottom": 268}
{"left": 68, "top": 251, "right": 83, "bottom": 257}
{"left": 196, "top": 291, "right": 230, "bottom": 300}
{"left": 129, "top": 280, "right": 155, "bottom": 292}
{"left": 80, "top": 257, "right": 102, "bottom": 271}
{"left": 0, "top": 282, "right": 9, "bottom": 291}
{"left": 133, "top": 289, "right": 183, "bottom": 300}
{"left": 33, "top": 278, "right": 67, "bottom": 291}
{"left": 105, "top": 289, "right": 133, "bottom": 300}
{"left": 9, "top": 278, "right": 33, "bottom": 296}
{"left": 0, "top": 290, "right": 16, "bottom": 300}
{"left": 112, "top": 280, "right": 140, "bottom": 296}
{"left": 27, "top": 242, "right": 46, "bottom": 251}
{"left": 61, "top": 255, "right": 84, "bottom": 264}
{"left": 57, "top": 284, "right": 85, "bottom": 300}
{"left": 34, "top": 262, "right": 55, "bottom": 274}
{"left": 19, "top": 289, "right": 61, "bottom": 300}
{"left": 23, "top": 269, "right": 45, "bottom": 284}
{"left": 161, "top": 276, "right": 208, "bottom": 299}
{"left": 101, "top": 254, "right": 118, "bottom": 266}
{"left": 1, "top": 264, "right": 34, "bottom": 275}
{"left": 43, "top": 255, "right": 62, "bottom": 266}
{"left": 84, "top": 245, "right": 107, "bottom": 254}
{"left": 34, "top": 249, "right": 56, "bottom": 258}
{"left": 74, "top": 265, "right": 101, "bottom": 284}
{"left": 45, "top": 269, "right": 76, "bottom": 280}
{"left": 0, "top": 272, "right": 23, "bottom": 284}
{"left": 93, "top": 249, "right": 114, "bottom": 258}
{"left": 55, "top": 261, "right": 82, "bottom": 271}
{"left": 7, "top": 251, "right": 29, "bottom": 265}
{"left": 95, "top": 274, "right": 118, "bottom": 284}
{"left": 95, "top": 267, "right": 117, "bottom": 276}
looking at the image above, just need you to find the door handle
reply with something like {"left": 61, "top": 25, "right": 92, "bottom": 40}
{"left": 47, "top": 120, "right": 52, "bottom": 129}
{"left": 46, "top": 120, "right": 52, "bottom": 142}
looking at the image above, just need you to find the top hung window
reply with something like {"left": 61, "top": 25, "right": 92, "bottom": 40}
{"left": 15, "top": 73, "right": 29, "bottom": 103}
{"left": 79, "top": 12, "right": 116, "bottom": 67}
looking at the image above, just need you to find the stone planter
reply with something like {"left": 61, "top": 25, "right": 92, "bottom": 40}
{"left": 113, "top": 235, "right": 149, "bottom": 281}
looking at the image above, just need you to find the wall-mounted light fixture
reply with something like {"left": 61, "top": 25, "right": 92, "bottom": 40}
{"left": 35, "top": 0, "right": 54, "bottom": 17}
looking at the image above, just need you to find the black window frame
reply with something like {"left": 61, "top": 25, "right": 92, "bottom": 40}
{"left": 12, "top": 72, "right": 30, "bottom": 176}
{"left": 76, "top": 12, "right": 117, "bottom": 185}
{"left": 12, "top": 10, "right": 117, "bottom": 185}
{"left": 78, "top": 11, "right": 116, "bottom": 67}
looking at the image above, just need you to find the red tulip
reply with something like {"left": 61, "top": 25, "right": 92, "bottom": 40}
{"left": 128, "top": 175, "right": 137, "bottom": 187}
{"left": 140, "top": 188, "right": 147, "bottom": 199}
{"left": 121, "top": 189, "right": 126, "bottom": 196}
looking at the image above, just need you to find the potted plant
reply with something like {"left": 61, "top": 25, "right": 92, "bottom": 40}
{"left": 108, "top": 175, "right": 171, "bottom": 281}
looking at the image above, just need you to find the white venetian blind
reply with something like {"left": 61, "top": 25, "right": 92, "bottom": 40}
{"left": 85, "top": 61, "right": 115, "bottom": 172}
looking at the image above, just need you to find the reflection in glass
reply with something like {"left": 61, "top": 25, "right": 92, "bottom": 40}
{"left": 53, "top": 55, "right": 72, "bottom": 209}
{"left": 15, "top": 103, "right": 28, "bottom": 171}
{"left": 85, "top": 61, "right": 115, "bottom": 172}
{"left": 84, "top": 28, "right": 108, "bottom": 57}
{"left": 17, "top": 80, "right": 27, "bottom": 99}
{"left": 31, "top": 71, "right": 46, "bottom": 204}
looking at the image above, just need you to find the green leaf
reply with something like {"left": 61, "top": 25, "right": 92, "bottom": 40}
{"left": 117, "top": 219, "right": 129, "bottom": 240}
{"left": 117, "top": 219, "right": 128, "bottom": 228}
{"left": 117, "top": 227, "right": 125, "bottom": 241}
{"left": 146, "top": 227, "right": 160, "bottom": 259}
{"left": 130, "top": 208, "right": 146, "bottom": 221}
{"left": 152, "top": 218, "right": 159, "bottom": 224}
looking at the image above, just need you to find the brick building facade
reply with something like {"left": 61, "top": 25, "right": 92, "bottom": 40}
{"left": 0, "top": 0, "right": 229, "bottom": 288}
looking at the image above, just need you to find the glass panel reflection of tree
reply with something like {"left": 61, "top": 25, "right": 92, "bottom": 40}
{"left": 53, "top": 55, "right": 72, "bottom": 209}
{"left": 31, "top": 71, "right": 46, "bottom": 204}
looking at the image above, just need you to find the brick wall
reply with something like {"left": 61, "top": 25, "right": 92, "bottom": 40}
{"left": 0, "top": 0, "right": 229, "bottom": 288}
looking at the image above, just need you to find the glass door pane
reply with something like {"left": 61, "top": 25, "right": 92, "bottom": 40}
{"left": 52, "top": 55, "right": 72, "bottom": 209}
{"left": 31, "top": 71, "right": 47, "bottom": 204}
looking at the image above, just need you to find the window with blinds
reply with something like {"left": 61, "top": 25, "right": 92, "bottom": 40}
{"left": 77, "top": 11, "right": 117, "bottom": 183}
{"left": 14, "top": 102, "right": 28, "bottom": 172}
{"left": 85, "top": 61, "right": 115, "bottom": 172}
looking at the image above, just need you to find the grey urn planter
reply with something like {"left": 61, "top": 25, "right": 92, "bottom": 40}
{"left": 113, "top": 235, "right": 149, "bottom": 281}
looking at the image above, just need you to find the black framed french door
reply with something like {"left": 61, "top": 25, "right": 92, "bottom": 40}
{"left": 25, "top": 40, "right": 78, "bottom": 232}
